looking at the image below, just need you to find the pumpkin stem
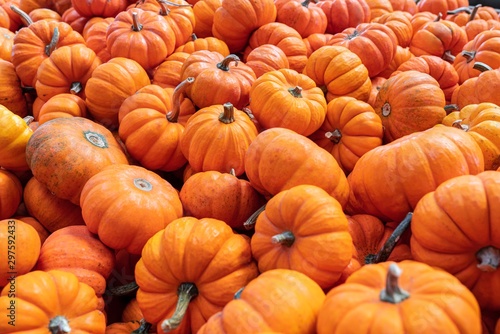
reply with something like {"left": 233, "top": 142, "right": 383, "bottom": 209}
{"left": 219, "top": 102, "right": 236, "bottom": 124}
{"left": 381, "top": 102, "right": 391, "bottom": 117}
{"left": 229, "top": 168, "right": 236, "bottom": 176}
{"left": 244, "top": 203, "right": 266, "bottom": 230}
{"left": 444, "top": 104, "right": 460, "bottom": 113}
{"left": 271, "top": 231, "right": 295, "bottom": 247}
{"left": 70, "top": 82, "right": 82, "bottom": 95}
{"left": 161, "top": 282, "right": 199, "bottom": 332}
{"left": 131, "top": 12, "right": 143, "bottom": 31}
{"left": 469, "top": 4, "right": 482, "bottom": 21}
{"left": 446, "top": 6, "right": 472, "bottom": 15}
{"left": 434, "top": 13, "right": 442, "bottom": 22}
{"left": 23, "top": 115, "right": 34, "bottom": 126}
{"left": 325, "top": 129, "right": 342, "bottom": 144}
{"left": 442, "top": 50, "right": 455, "bottom": 63}
{"left": 288, "top": 86, "right": 303, "bottom": 98}
{"left": 191, "top": 33, "right": 198, "bottom": 41}
{"left": 167, "top": 77, "right": 195, "bottom": 123}
{"left": 473, "top": 62, "right": 493, "bottom": 72}
{"left": 105, "top": 281, "right": 139, "bottom": 296}
{"left": 131, "top": 319, "right": 153, "bottom": 334}
{"left": 461, "top": 50, "right": 476, "bottom": 63}
{"left": 451, "top": 119, "right": 469, "bottom": 131}
{"left": 379, "top": 263, "right": 411, "bottom": 304}
{"left": 242, "top": 106, "right": 258, "bottom": 123}
{"left": 9, "top": 5, "right": 33, "bottom": 26}
{"left": 476, "top": 246, "right": 500, "bottom": 272}
{"left": 48, "top": 315, "right": 71, "bottom": 334}
{"left": 45, "top": 27, "right": 60, "bottom": 57}
{"left": 302, "top": 0, "right": 317, "bottom": 7}
{"left": 217, "top": 54, "right": 240, "bottom": 71}
{"left": 371, "top": 212, "right": 412, "bottom": 264}
{"left": 234, "top": 287, "right": 244, "bottom": 299}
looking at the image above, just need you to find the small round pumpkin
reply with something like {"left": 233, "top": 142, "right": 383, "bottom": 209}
{"left": 0, "top": 59, "right": 27, "bottom": 117}
{"left": 0, "top": 104, "right": 33, "bottom": 171}
{"left": 274, "top": 0, "right": 327, "bottom": 38}
{"left": 37, "top": 93, "right": 87, "bottom": 124}
{"left": 245, "top": 44, "right": 290, "bottom": 78}
{"left": 0, "top": 170, "right": 22, "bottom": 220}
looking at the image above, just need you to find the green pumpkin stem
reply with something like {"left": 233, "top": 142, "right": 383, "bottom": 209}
{"left": 45, "top": 27, "right": 60, "bottom": 57}
{"left": 48, "top": 315, "right": 71, "bottom": 334}
{"left": 219, "top": 102, "right": 236, "bottom": 124}
{"left": 371, "top": 212, "right": 412, "bottom": 264}
{"left": 105, "top": 281, "right": 139, "bottom": 296}
{"left": 434, "top": 13, "right": 442, "bottom": 22}
{"left": 131, "top": 319, "right": 153, "bottom": 334}
{"left": 9, "top": 5, "right": 33, "bottom": 26}
{"left": 271, "top": 231, "right": 295, "bottom": 247}
{"left": 217, "top": 54, "right": 240, "bottom": 71}
{"left": 325, "top": 129, "right": 342, "bottom": 144}
{"left": 380, "top": 263, "right": 411, "bottom": 304}
{"left": 473, "top": 62, "right": 493, "bottom": 72}
{"left": 288, "top": 86, "right": 303, "bottom": 98}
{"left": 476, "top": 246, "right": 500, "bottom": 272}
{"left": 131, "top": 12, "right": 143, "bottom": 31}
{"left": 161, "top": 283, "right": 199, "bottom": 332}
{"left": 244, "top": 204, "right": 267, "bottom": 230}
{"left": 167, "top": 76, "right": 195, "bottom": 123}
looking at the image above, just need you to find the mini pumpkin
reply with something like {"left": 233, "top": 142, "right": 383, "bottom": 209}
{"left": 0, "top": 169, "right": 22, "bottom": 221}
{"left": 0, "top": 59, "right": 27, "bottom": 117}
{"left": 37, "top": 93, "right": 87, "bottom": 124}
{"left": 274, "top": 0, "right": 327, "bottom": 38}
{"left": 316, "top": 0, "right": 371, "bottom": 35}
{"left": 0, "top": 104, "right": 33, "bottom": 171}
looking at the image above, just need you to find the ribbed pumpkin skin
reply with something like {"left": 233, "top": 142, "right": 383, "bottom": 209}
{"left": 25, "top": 117, "right": 129, "bottom": 205}
{"left": 316, "top": 260, "right": 481, "bottom": 334}
{"left": 0, "top": 104, "right": 33, "bottom": 171}
{"left": 251, "top": 185, "right": 353, "bottom": 290}
{"left": 411, "top": 171, "right": 500, "bottom": 311}
{"left": 0, "top": 59, "right": 27, "bottom": 117}
{"left": 347, "top": 126, "right": 484, "bottom": 222}
{"left": 0, "top": 270, "right": 106, "bottom": 333}
{"left": 0, "top": 170, "right": 22, "bottom": 220}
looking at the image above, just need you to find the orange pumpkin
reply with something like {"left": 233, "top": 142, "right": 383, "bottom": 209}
{"left": 303, "top": 32, "right": 335, "bottom": 57}
{"left": 410, "top": 11, "right": 438, "bottom": 33}
{"left": 0, "top": 27, "right": 14, "bottom": 62}
{"left": 15, "top": 216, "right": 50, "bottom": 244}
{"left": 245, "top": 44, "right": 290, "bottom": 78}
{"left": 446, "top": 4, "right": 498, "bottom": 26}
{"left": 192, "top": 0, "right": 221, "bottom": 38}
{"left": 175, "top": 34, "right": 229, "bottom": 55}
{"left": 0, "top": 105, "right": 33, "bottom": 171}
{"left": 72, "top": 0, "right": 128, "bottom": 17}
{"left": 377, "top": 45, "right": 414, "bottom": 79}
{"left": 82, "top": 16, "right": 113, "bottom": 63}
{"left": 450, "top": 63, "right": 500, "bottom": 109}
{"left": 411, "top": 171, "right": 500, "bottom": 311}
{"left": 316, "top": 0, "right": 371, "bottom": 34}
{"left": 372, "top": 10, "right": 413, "bottom": 48}
{"left": 365, "top": 0, "right": 393, "bottom": 19}
{"left": 249, "top": 68, "right": 327, "bottom": 136}
{"left": 465, "top": 17, "right": 500, "bottom": 41}
{"left": 61, "top": 6, "right": 89, "bottom": 33}
{"left": 416, "top": 0, "right": 469, "bottom": 18}
{"left": 37, "top": 93, "right": 87, "bottom": 124}
{"left": 28, "top": 7, "right": 61, "bottom": 22}
{"left": 274, "top": 0, "right": 327, "bottom": 38}
{"left": 366, "top": 76, "right": 386, "bottom": 108}
{"left": 388, "top": 0, "right": 417, "bottom": 14}
{"left": 0, "top": 59, "right": 27, "bottom": 118}
{"left": 0, "top": 170, "right": 22, "bottom": 220}
{"left": 0, "top": 0, "right": 22, "bottom": 31}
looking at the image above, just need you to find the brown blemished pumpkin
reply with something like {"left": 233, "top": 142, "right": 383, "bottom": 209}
{"left": 37, "top": 93, "right": 87, "bottom": 124}
{"left": 251, "top": 185, "right": 353, "bottom": 290}
{"left": 0, "top": 59, "right": 27, "bottom": 117}
{"left": 80, "top": 164, "right": 183, "bottom": 254}
{"left": 245, "top": 44, "right": 289, "bottom": 78}
{"left": 179, "top": 169, "right": 266, "bottom": 230}
{"left": 15, "top": 215, "right": 50, "bottom": 244}
{"left": 316, "top": 0, "right": 371, "bottom": 35}
{"left": 249, "top": 68, "right": 327, "bottom": 136}
{"left": 35, "top": 225, "right": 115, "bottom": 311}
{"left": 85, "top": 57, "right": 151, "bottom": 129}
{"left": 411, "top": 171, "right": 500, "bottom": 311}
{"left": 153, "top": 51, "right": 191, "bottom": 89}
{"left": 25, "top": 117, "right": 129, "bottom": 205}
{"left": 192, "top": 0, "right": 221, "bottom": 38}
{"left": 135, "top": 217, "right": 259, "bottom": 333}
{"left": 0, "top": 169, "right": 22, "bottom": 220}
{"left": 180, "top": 102, "right": 258, "bottom": 176}
{"left": 317, "top": 261, "right": 481, "bottom": 333}
{"left": 118, "top": 77, "right": 193, "bottom": 172}
{"left": 274, "top": 0, "right": 327, "bottom": 38}
{"left": 198, "top": 269, "right": 325, "bottom": 334}
{"left": 374, "top": 70, "right": 446, "bottom": 142}
{"left": 308, "top": 96, "right": 383, "bottom": 174}
{"left": 0, "top": 219, "right": 41, "bottom": 287}
{"left": 346, "top": 126, "right": 484, "bottom": 222}
{"left": 23, "top": 176, "right": 85, "bottom": 232}
{"left": 303, "top": 45, "right": 371, "bottom": 102}
{"left": 0, "top": 104, "right": 33, "bottom": 171}
{"left": 0, "top": 270, "right": 106, "bottom": 333}
{"left": 244, "top": 127, "right": 350, "bottom": 207}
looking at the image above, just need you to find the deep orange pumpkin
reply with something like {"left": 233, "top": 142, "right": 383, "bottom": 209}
{"left": 274, "top": 0, "right": 327, "bottom": 38}
{"left": 0, "top": 59, "right": 27, "bottom": 117}
{"left": 245, "top": 44, "right": 290, "bottom": 78}
{"left": 316, "top": 0, "right": 371, "bottom": 35}
{"left": 192, "top": 0, "right": 221, "bottom": 38}
{"left": 152, "top": 51, "right": 191, "bottom": 88}
{"left": 37, "top": 93, "right": 87, "bottom": 124}
{"left": 0, "top": 170, "right": 22, "bottom": 220}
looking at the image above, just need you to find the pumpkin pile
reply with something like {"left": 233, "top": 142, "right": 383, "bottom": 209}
{"left": 1, "top": 0, "right": 500, "bottom": 333}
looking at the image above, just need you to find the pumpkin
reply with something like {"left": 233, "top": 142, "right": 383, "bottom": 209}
{"left": 364, "top": 0, "right": 393, "bottom": 19}
{"left": 35, "top": 225, "right": 115, "bottom": 311}
{"left": 245, "top": 44, "right": 290, "bottom": 78}
{"left": 0, "top": 104, "right": 33, "bottom": 171}
{"left": 303, "top": 32, "right": 335, "bottom": 57}
{"left": 35, "top": 44, "right": 101, "bottom": 102}
{"left": 416, "top": 0, "right": 469, "bottom": 18}
{"left": 251, "top": 185, "right": 353, "bottom": 289}
{"left": 26, "top": 117, "right": 129, "bottom": 205}
{"left": 152, "top": 51, "right": 191, "bottom": 89}
{"left": 0, "top": 0, "right": 22, "bottom": 31}
{"left": 309, "top": 96, "right": 383, "bottom": 174}
{"left": 274, "top": 0, "right": 327, "bottom": 38}
{"left": 0, "top": 27, "right": 14, "bottom": 62}
{"left": 85, "top": 57, "right": 151, "bottom": 129}
{"left": 198, "top": 269, "right": 325, "bottom": 334}
{"left": 15, "top": 216, "right": 50, "bottom": 244}
{"left": 249, "top": 68, "right": 327, "bottom": 136}
{"left": 181, "top": 52, "right": 256, "bottom": 109}
{"left": 106, "top": 8, "right": 176, "bottom": 71}
{"left": 465, "top": 17, "right": 500, "bottom": 42}
{"left": 316, "top": 0, "right": 371, "bottom": 35}
{"left": 453, "top": 30, "right": 500, "bottom": 85}
{"left": 374, "top": 70, "right": 446, "bottom": 142}
{"left": 0, "top": 219, "right": 41, "bottom": 287}
{"left": 179, "top": 169, "right": 266, "bottom": 230}
{"left": 135, "top": 217, "right": 259, "bottom": 333}
{"left": 317, "top": 261, "right": 481, "bottom": 333}
{"left": 447, "top": 4, "right": 498, "bottom": 26}
{"left": 244, "top": 127, "right": 350, "bottom": 207}
{"left": 105, "top": 321, "right": 145, "bottom": 334}
{"left": 23, "top": 176, "right": 86, "bottom": 232}
{"left": 0, "top": 58, "right": 25, "bottom": 118}
{"left": 118, "top": 77, "right": 193, "bottom": 172}
{"left": 372, "top": 10, "right": 413, "bottom": 48}
{"left": 180, "top": 102, "right": 258, "bottom": 176}
{"left": 0, "top": 270, "right": 106, "bottom": 333}
{"left": 192, "top": 0, "right": 221, "bottom": 38}
{"left": 388, "top": 0, "right": 417, "bottom": 14}
{"left": 122, "top": 298, "right": 144, "bottom": 322}
{"left": 71, "top": 0, "right": 127, "bottom": 17}
{"left": 411, "top": 171, "right": 500, "bottom": 311}
{"left": 82, "top": 16, "right": 113, "bottom": 63}
{"left": 410, "top": 11, "right": 438, "bottom": 33}
{"left": 328, "top": 22, "right": 398, "bottom": 78}
{"left": 243, "top": 22, "right": 308, "bottom": 73}
{"left": 0, "top": 170, "right": 22, "bottom": 221}
{"left": 175, "top": 34, "right": 229, "bottom": 55}
{"left": 302, "top": 45, "right": 371, "bottom": 102}
{"left": 442, "top": 103, "right": 500, "bottom": 170}
{"left": 346, "top": 126, "right": 484, "bottom": 222}
{"left": 377, "top": 45, "right": 414, "bottom": 79}
{"left": 37, "top": 93, "right": 87, "bottom": 124}
{"left": 29, "top": 7, "right": 61, "bottom": 22}
{"left": 211, "top": 0, "right": 277, "bottom": 53}
{"left": 61, "top": 6, "right": 89, "bottom": 33}
{"left": 52, "top": 0, "right": 72, "bottom": 15}
{"left": 10, "top": 7, "right": 85, "bottom": 88}
{"left": 450, "top": 63, "right": 500, "bottom": 109}
{"left": 394, "top": 55, "right": 459, "bottom": 102}
{"left": 366, "top": 76, "right": 386, "bottom": 108}
{"left": 80, "top": 164, "right": 183, "bottom": 254}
